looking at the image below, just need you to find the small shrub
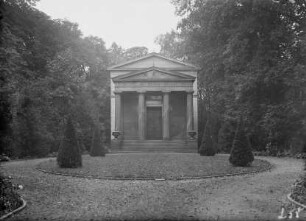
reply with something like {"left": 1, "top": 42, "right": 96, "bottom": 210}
{"left": 217, "top": 120, "right": 236, "bottom": 153}
{"left": 266, "top": 141, "right": 278, "bottom": 156}
{"left": 253, "top": 151, "right": 269, "bottom": 157}
{"left": 199, "top": 119, "right": 216, "bottom": 156}
{"left": 303, "top": 143, "right": 306, "bottom": 154}
{"left": 0, "top": 174, "right": 22, "bottom": 216}
{"left": 295, "top": 153, "right": 306, "bottom": 159}
{"left": 229, "top": 118, "right": 254, "bottom": 167}
{"left": 57, "top": 117, "right": 82, "bottom": 168}
{"left": 90, "top": 127, "right": 106, "bottom": 157}
{"left": 0, "top": 154, "right": 10, "bottom": 162}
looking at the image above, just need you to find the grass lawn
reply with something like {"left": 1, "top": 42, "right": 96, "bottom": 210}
{"left": 37, "top": 153, "right": 271, "bottom": 180}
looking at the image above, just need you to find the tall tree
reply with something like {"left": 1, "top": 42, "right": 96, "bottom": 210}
{"left": 107, "top": 42, "right": 125, "bottom": 66}
{"left": 168, "top": 0, "right": 306, "bottom": 152}
{"left": 108, "top": 44, "right": 149, "bottom": 65}
{"left": 123, "top": 46, "right": 148, "bottom": 60}
{"left": 155, "top": 30, "right": 187, "bottom": 60}
{"left": 1, "top": 1, "right": 110, "bottom": 157}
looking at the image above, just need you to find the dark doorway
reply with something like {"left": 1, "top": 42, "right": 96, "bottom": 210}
{"left": 122, "top": 93, "right": 138, "bottom": 139}
{"left": 170, "top": 92, "right": 186, "bottom": 139}
{"left": 146, "top": 107, "right": 162, "bottom": 140}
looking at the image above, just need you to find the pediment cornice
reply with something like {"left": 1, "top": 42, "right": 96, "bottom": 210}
{"left": 112, "top": 67, "right": 195, "bottom": 82}
{"left": 108, "top": 53, "right": 200, "bottom": 71}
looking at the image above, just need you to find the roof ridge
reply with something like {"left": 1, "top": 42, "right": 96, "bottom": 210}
{"left": 107, "top": 53, "right": 200, "bottom": 70}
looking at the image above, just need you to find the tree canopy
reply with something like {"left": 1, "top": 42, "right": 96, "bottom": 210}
{"left": 156, "top": 0, "right": 306, "bottom": 153}
{"left": 2, "top": 0, "right": 306, "bottom": 157}
{"left": 0, "top": 0, "right": 149, "bottom": 158}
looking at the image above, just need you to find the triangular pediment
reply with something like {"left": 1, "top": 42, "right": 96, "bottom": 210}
{"left": 112, "top": 68, "right": 195, "bottom": 82}
{"left": 108, "top": 53, "right": 200, "bottom": 71}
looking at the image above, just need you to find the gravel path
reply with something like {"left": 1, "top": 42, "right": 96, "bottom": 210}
{"left": 1, "top": 155, "right": 304, "bottom": 220}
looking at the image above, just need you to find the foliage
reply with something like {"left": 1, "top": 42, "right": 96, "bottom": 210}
{"left": 123, "top": 46, "right": 148, "bottom": 60}
{"left": 229, "top": 118, "right": 254, "bottom": 167}
{"left": 107, "top": 42, "right": 125, "bottom": 66}
{"left": 0, "top": 174, "right": 22, "bottom": 217}
{"left": 155, "top": 30, "right": 186, "bottom": 60}
{"left": 108, "top": 43, "right": 149, "bottom": 65}
{"left": 163, "top": 0, "right": 306, "bottom": 153}
{"left": 0, "top": 93, "right": 11, "bottom": 156}
{"left": 0, "top": 0, "right": 112, "bottom": 158}
{"left": 290, "top": 175, "right": 306, "bottom": 206}
{"left": 90, "top": 127, "right": 106, "bottom": 157}
{"left": 199, "top": 118, "right": 216, "bottom": 156}
{"left": 57, "top": 117, "right": 82, "bottom": 168}
{"left": 217, "top": 120, "right": 236, "bottom": 153}
{"left": 303, "top": 142, "right": 306, "bottom": 154}
{"left": 1, "top": 1, "right": 153, "bottom": 159}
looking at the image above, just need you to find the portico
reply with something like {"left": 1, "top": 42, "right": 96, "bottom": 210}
{"left": 109, "top": 53, "right": 199, "bottom": 152}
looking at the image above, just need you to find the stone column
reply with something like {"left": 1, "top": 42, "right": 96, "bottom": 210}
{"left": 186, "top": 91, "right": 194, "bottom": 133}
{"left": 114, "top": 91, "right": 122, "bottom": 132}
{"left": 138, "top": 91, "right": 145, "bottom": 140}
{"left": 162, "top": 91, "right": 170, "bottom": 140}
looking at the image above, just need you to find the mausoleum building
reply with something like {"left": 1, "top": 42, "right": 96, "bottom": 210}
{"left": 109, "top": 53, "right": 199, "bottom": 152}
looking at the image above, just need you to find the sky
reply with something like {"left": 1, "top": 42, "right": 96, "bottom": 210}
{"left": 36, "top": 0, "right": 181, "bottom": 52}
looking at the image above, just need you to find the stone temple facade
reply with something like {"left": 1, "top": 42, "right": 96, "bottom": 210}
{"left": 108, "top": 53, "right": 199, "bottom": 152}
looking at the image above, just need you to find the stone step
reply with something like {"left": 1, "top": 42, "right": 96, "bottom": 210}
{"left": 122, "top": 142, "right": 187, "bottom": 148}
{"left": 122, "top": 144, "right": 186, "bottom": 147}
{"left": 123, "top": 140, "right": 187, "bottom": 144}
{"left": 111, "top": 148, "right": 198, "bottom": 153}
{"left": 112, "top": 140, "right": 197, "bottom": 153}
{"left": 123, "top": 140, "right": 186, "bottom": 142}
{"left": 111, "top": 139, "right": 198, "bottom": 153}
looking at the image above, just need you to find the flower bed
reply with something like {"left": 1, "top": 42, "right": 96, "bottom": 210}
{"left": 37, "top": 153, "right": 271, "bottom": 180}
{"left": 0, "top": 174, "right": 22, "bottom": 217}
{"left": 291, "top": 175, "right": 306, "bottom": 206}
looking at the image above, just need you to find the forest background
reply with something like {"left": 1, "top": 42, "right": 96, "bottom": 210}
{"left": 1, "top": 0, "right": 306, "bottom": 158}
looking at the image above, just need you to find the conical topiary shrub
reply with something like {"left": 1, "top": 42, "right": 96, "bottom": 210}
{"left": 229, "top": 118, "right": 254, "bottom": 167}
{"left": 90, "top": 127, "right": 106, "bottom": 157}
{"left": 57, "top": 117, "right": 82, "bottom": 168}
{"left": 217, "top": 120, "right": 236, "bottom": 153}
{"left": 199, "top": 119, "right": 216, "bottom": 156}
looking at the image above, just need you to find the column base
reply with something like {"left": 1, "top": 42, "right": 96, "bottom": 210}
{"left": 111, "top": 138, "right": 123, "bottom": 150}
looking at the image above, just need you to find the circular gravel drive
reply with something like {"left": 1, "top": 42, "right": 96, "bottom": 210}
{"left": 2, "top": 155, "right": 305, "bottom": 221}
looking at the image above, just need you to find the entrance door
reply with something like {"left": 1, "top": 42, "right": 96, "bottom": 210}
{"left": 146, "top": 107, "right": 162, "bottom": 140}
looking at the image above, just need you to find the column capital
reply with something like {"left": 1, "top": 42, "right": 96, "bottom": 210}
{"left": 137, "top": 89, "right": 146, "bottom": 94}
{"left": 114, "top": 90, "right": 123, "bottom": 94}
